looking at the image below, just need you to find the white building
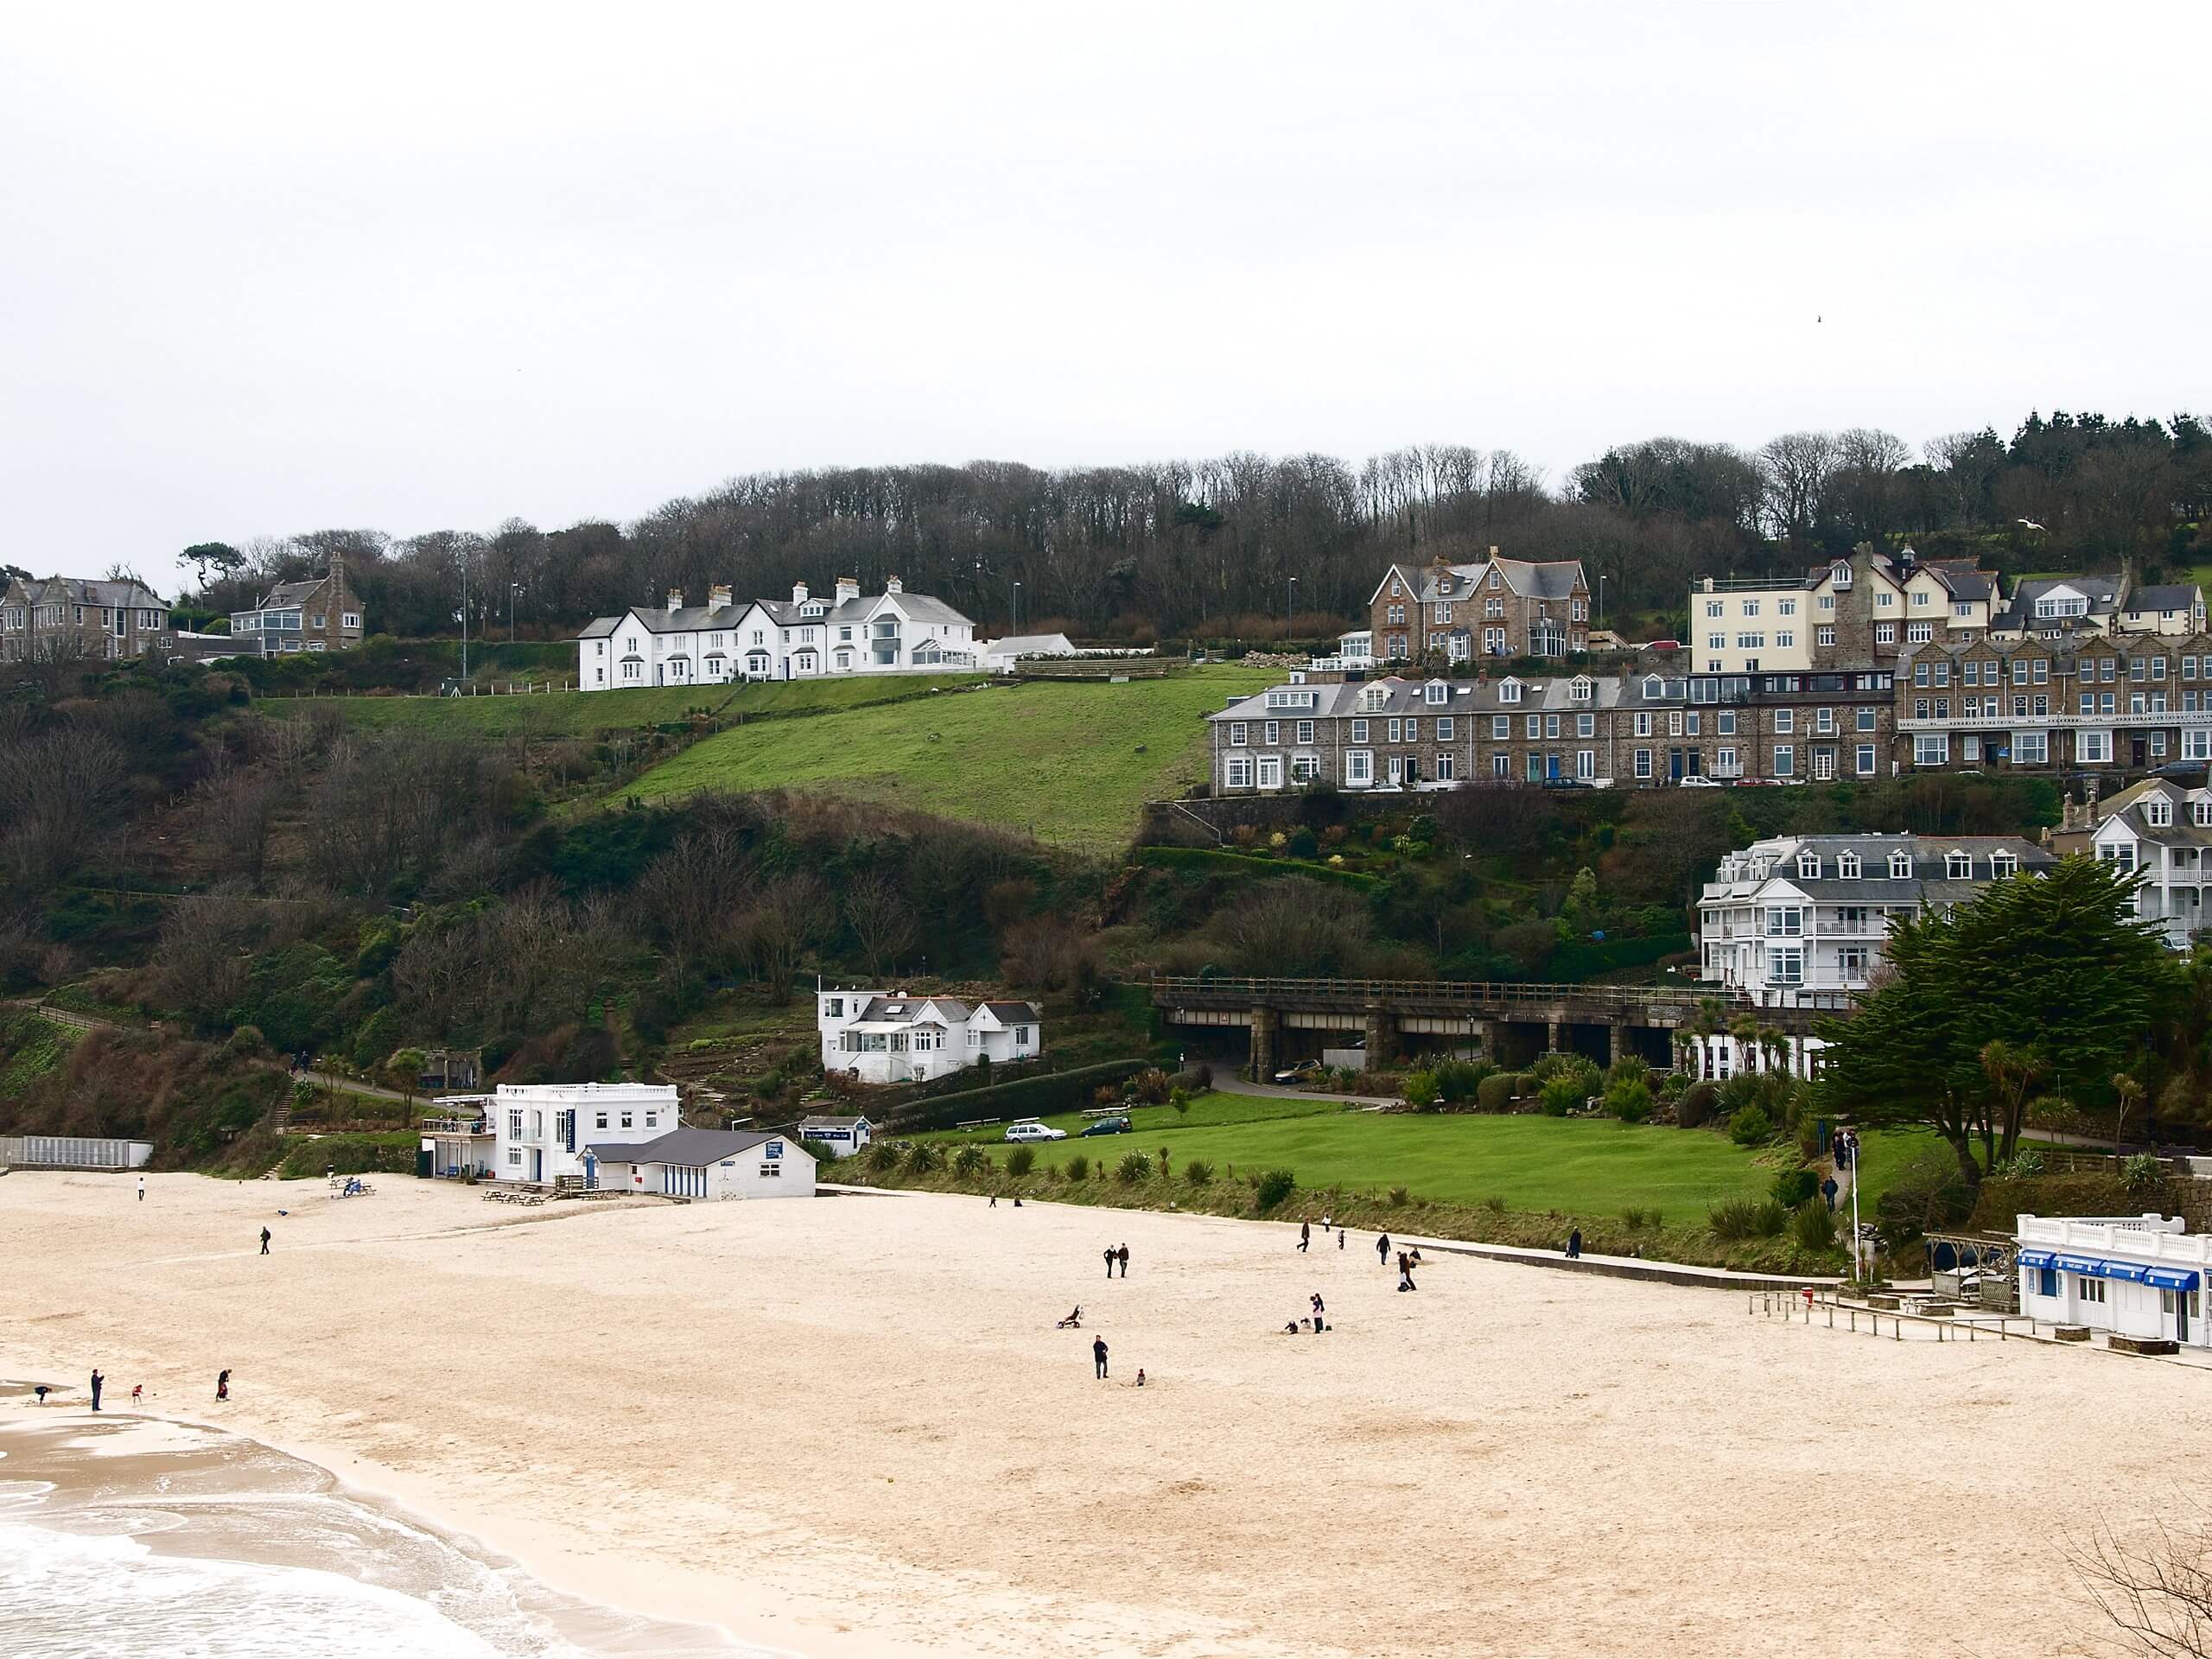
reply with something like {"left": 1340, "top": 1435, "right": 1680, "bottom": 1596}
{"left": 1307, "top": 631, "right": 1374, "bottom": 672}
{"left": 575, "top": 576, "right": 976, "bottom": 690}
{"left": 817, "top": 989, "right": 1042, "bottom": 1084}
{"left": 2017, "top": 1213, "right": 2208, "bottom": 1347}
{"left": 587, "top": 1128, "right": 816, "bottom": 1201}
{"left": 486, "top": 1082, "right": 677, "bottom": 1185}
{"left": 796, "top": 1115, "right": 875, "bottom": 1157}
{"left": 1696, "top": 832, "right": 2056, "bottom": 1020}
{"left": 2091, "top": 777, "right": 2212, "bottom": 950}
{"left": 980, "top": 632, "right": 1077, "bottom": 673}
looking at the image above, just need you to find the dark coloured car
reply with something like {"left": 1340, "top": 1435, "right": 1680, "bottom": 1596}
{"left": 1080, "top": 1116, "right": 1132, "bottom": 1136}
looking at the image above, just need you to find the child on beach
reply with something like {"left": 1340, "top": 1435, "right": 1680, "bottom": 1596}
{"left": 217, "top": 1370, "right": 230, "bottom": 1402}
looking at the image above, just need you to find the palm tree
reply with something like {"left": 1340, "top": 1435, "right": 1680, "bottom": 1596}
{"left": 1728, "top": 1013, "right": 1761, "bottom": 1076}
{"left": 2113, "top": 1073, "right": 2145, "bottom": 1158}
{"left": 1758, "top": 1025, "right": 1790, "bottom": 1078}
{"left": 1978, "top": 1039, "right": 2046, "bottom": 1168}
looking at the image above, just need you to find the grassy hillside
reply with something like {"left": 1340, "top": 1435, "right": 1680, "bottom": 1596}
{"left": 260, "top": 673, "right": 992, "bottom": 740}
{"left": 611, "top": 666, "right": 1276, "bottom": 850}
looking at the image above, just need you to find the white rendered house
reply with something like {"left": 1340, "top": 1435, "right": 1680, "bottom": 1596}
{"left": 979, "top": 632, "right": 1077, "bottom": 673}
{"left": 586, "top": 1128, "right": 816, "bottom": 1200}
{"left": 817, "top": 989, "right": 1041, "bottom": 1084}
{"left": 2092, "top": 778, "right": 2212, "bottom": 949}
{"left": 576, "top": 576, "right": 976, "bottom": 690}
{"left": 796, "top": 1115, "right": 874, "bottom": 1156}
{"left": 488, "top": 1082, "right": 677, "bottom": 1184}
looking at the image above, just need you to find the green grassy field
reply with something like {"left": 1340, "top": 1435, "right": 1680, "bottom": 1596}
{"left": 914, "top": 1091, "right": 1946, "bottom": 1218}
{"left": 259, "top": 674, "right": 991, "bottom": 739}
{"left": 613, "top": 666, "right": 1278, "bottom": 849}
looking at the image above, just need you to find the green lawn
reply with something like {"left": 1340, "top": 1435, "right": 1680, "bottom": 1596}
{"left": 612, "top": 666, "right": 1278, "bottom": 850}
{"left": 916, "top": 1092, "right": 1942, "bottom": 1219}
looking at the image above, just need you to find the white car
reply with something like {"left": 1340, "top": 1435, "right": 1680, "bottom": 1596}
{"left": 1003, "top": 1120, "right": 1067, "bottom": 1143}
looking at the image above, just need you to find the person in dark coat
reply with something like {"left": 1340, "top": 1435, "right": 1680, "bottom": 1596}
{"left": 1298, "top": 1221, "right": 1311, "bottom": 1253}
{"left": 260, "top": 1227, "right": 271, "bottom": 1255}
{"left": 1092, "top": 1336, "right": 1109, "bottom": 1379}
{"left": 1116, "top": 1244, "right": 1129, "bottom": 1278}
{"left": 90, "top": 1370, "right": 103, "bottom": 1411}
{"left": 1376, "top": 1232, "right": 1391, "bottom": 1266}
{"left": 216, "top": 1370, "right": 230, "bottom": 1402}
{"left": 1821, "top": 1175, "right": 1840, "bottom": 1212}
{"left": 1104, "top": 1246, "right": 1116, "bottom": 1281}
{"left": 1566, "top": 1229, "right": 1582, "bottom": 1260}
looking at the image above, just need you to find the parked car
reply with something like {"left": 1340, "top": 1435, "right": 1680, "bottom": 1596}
{"left": 1272, "top": 1059, "right": 1325, "bottom": 1084}
{"left": 1079, "top": 1116, "right": 1132, "bottom": 1137}
{"left": 1677, "top": 776, "right": 1721, "bottom": 788}
{"left": 1004, "top": 1119, "right": 1067, "bottom": 1143}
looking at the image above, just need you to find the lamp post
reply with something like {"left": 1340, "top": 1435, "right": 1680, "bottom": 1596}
{"left": 458, "top": 552, "right": 469, "bottom": 682}
{"left": 1287, "top": 575, "right": 1298, "bottom": 632}
{"left": 510, "top": 582, "right": 519, "bottom": 645}
{"left": 1013, "top": 581, "right": 1021, "bottom": 635}
{"left": 1598, "top": 575, "right": 1605, "bottom": 631}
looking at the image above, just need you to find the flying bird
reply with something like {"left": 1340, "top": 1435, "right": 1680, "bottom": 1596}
{"left": 2017, "top": 518, "right": 2047, "bottom": 531}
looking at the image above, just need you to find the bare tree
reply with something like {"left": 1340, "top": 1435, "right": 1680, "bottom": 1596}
{"left": 1758, "top": 431, "right": 1840, "bottom": 543}
{"left": 194, "top": 749, "right": 277, "bottom": 887}
{"left": 2073, "top": 1513, "right": 2212, "bottom": 1657}
{"left": 842, "top": 870, "right": 916, "bottom": 979}
{"left": 738, "top": 873, "right": 826, "bottom": 999}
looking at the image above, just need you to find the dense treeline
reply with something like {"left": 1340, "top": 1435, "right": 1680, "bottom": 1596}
{"left": 168, "top": 411, "right": 2211, "bottom": 643}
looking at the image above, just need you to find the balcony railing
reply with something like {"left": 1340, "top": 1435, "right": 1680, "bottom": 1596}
{"left": 1897, "top": 709, "right": 2212, "bottom": 732}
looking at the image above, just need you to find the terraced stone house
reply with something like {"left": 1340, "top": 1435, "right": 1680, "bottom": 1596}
{"left": 1369, "top": 550, "right": 1588, "bottom": 664}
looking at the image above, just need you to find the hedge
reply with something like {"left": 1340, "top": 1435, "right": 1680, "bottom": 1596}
{"left": 1546, "top": 933, "right": 1692, "bottom": 982}
{"left": 1134, "top": 845, "right": 1380, "bottom": 891}
{"left": 276, "top": 1133, "right": 420, "bottom": 1179}
{"left": 890, "top": 1060, "right": 1148, "bottom": 1133}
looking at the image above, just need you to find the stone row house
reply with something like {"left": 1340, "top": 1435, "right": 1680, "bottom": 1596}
{"left": 1208, "top": 664, "right": 1900, "bottom": 792}
{"left": 0, "top": 575, "right": 171, "bottom": 662}
{"left": 1368, "top": 550, "right": 1589, "bottom": 663}
{"left": 227, "top": 560, "right": 365, "bottom": 655}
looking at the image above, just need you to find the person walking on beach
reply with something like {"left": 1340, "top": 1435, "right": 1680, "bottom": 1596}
{"left": 1298, "top": 1221, "right": 1311, "bottom": 1253}
{"left": 90, "top": 1370, "right": 103, "bottom": 1411}
{"left": 1116, "top": 1243, "right": 1129, "bottom": 1278}
{"left": 1092, "top": 1336, "right": 1109, "bottom": 1379}
{"left": 1376, "top": 1232, "right": 1391, "bottom": 1267}
{"left": 33, "top": 1384, "right": 49, "bottom": 1405}
{"left": 130, "top": 1384, "right": 143, "bottom": 1406}
{"left": 216, "top": 1370, "right": 230, "bottom": 1402}
{"left": 260, "top": 1226, "right": 271, "bottom": 1255}
{"left": 1567, "top": 1228, "right": 1582, "bottom": 1260}
{"left": 137, "top": 1175, "right": 145, "bottom": 1203}
{"left": 1310, "top": 1293, "right": 1325, "bottom": 1328}
{"left": 1104, "top": 1245, "right": 1116, "bottom": 1281}
{"left": 1338, "top": 1226, "right": 1346, "bottom": 1251}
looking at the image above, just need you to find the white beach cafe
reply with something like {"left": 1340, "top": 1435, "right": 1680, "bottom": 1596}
{"left": 2015, "top": 1214, "right": 2209, "bottom": 1346}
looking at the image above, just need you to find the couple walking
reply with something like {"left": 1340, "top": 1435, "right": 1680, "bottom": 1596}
{"left": 1102, "top": 1243, "right": 1129, "bottom": 1279}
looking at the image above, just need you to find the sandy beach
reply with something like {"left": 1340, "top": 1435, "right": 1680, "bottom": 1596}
{"left": 3, "top": 1170, "right": 2204, "bottom": 1658}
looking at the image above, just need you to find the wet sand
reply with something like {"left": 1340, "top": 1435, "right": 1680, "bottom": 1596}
{"left": 3, "top": 1169, "right": 2206, "bottom": 1657}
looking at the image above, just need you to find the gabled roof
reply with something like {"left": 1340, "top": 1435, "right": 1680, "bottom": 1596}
{"left": 797, "top": 1115, "right": 872, "bottom": 1130}
{"left": 1368, "top": 563, "right": 1427, "bottom": 606}
{"left": 2127, "top": 585, "right": 2202, "bottom": 613}
{"left": 587, "top": 1128, "right": 804, "bottom": 1167}
{"left": 1490, "top": 557, "right": 1586, "bottom": 600}
{"left": 16, "top": 575, "right": 168, "bottom": 609}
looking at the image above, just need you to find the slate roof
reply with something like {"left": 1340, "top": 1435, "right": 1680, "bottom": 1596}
{"left": 1491, "top": 557, "right": 1586, "bottom": 600}
{"left": 2127, "top": 585, "right": 2201, "bottom": 613}
{"left": 586, "top": 1128, "right": 798, "bottom": 1166}
{"left": 982, "top": 1001, "right": 1041, "bottom": 1020}
{"left": 15, "top": 575, "right": 168, "bottom": 608}
{"left": 582, "top": 587, "right": 973, "bottom": 642}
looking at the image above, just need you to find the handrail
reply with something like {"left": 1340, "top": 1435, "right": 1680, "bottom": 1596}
{"left": 1149, "top": 974, "right": 1746, "bottom": 1009}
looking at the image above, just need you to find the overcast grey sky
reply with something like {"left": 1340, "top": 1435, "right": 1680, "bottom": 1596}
{"left": 3, "top": 2, "right": 2206, "bottom": 596}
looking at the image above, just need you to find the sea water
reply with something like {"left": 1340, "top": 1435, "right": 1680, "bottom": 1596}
{"left": 0, "top": 1413, "right": 759, "bottom": 1659}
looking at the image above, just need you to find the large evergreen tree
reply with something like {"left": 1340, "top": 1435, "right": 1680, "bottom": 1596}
{"left": 1816, "top": 857, "right": 2178, "bottom": 1185}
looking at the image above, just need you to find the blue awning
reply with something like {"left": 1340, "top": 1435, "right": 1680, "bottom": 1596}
{"left": 2050, "top": 1254, "right": 2154, "bottom": 1282}
{"left": 2145, "top": 1267, "right": 2202, "bottom": 1291}
{"left": 2018, "top": 1249, "right": 2056, "bottom": 1269}
{"left": 2102, "top": 1261, "right": 2151, "bottom": 1283}
{"left": 2056, "top": 1255, "right": 2105, "bottom": 1274}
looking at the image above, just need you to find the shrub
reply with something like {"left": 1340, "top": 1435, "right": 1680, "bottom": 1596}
{"left": 1605, "top": 1055, "right": 1651, "bottom": 1093}
{"left": 1676, "top": 1080, "right": 1718, "bottom": 1130}
{"left": 1790, "top": 1199, "right": 1839, "bottom": 1251}
{"left": 1389, "top": 1185, "right": 1411, "bottom": 1206}
{"left": 1431, "top": 1057, "right": 1491, "bottom": 1103}
{"left": 1727, "top": 1105, "right": 1774, "bottom": 1147}
{"left": 1605, "top": 1078, "right": 1654, "bottom": 1122}
{"left": 905, "top": 1141, "right": 942, "bottom": 1173}
{"left": 866, "top": 1141, "right": 900, "bottom": 1173}
{"left": 1170, "top": 1090, "right": 1190, "bottom": 1116}
{"left": 1004, "top": 1146, "right": 1035, "bottom": 1177}
{"left": 1255, "top": 1167, "right": 1297, "bottom": 1211}
{"left": 1404, "top": 1069, "right": 1440, "bottom": 1112}
{"left": 1873, "top": 1148, "right": 1974, "bottom": 1244}
{"left": 1708, "top": 1197, "right": 1788, "bottom": 1240}
{"left": 952, "top": 1145, "right": 987, "bottom": 1178}
{"left": 1539, "top": 1077, "right": 1582, "bottom": 1117}
{"left": 799, "top": 1138, "right": 842, "bottom": 1166}
{"left": 1770, "top": 1168, "right": 1819, "bottom": 1209}
{"left": 1116, "top": 1151, "right": 1150, "bottom": 1185}
{"left": 1064, "top": 1153, "right": 1090, "bottom": 1182}
{"left": 224, "top": 1025, "right": 267, "bottom": 1059}
{"left": 2004, "top": 1147, "right": 2045, "bottom": 1179}
{"left": 1094, "top": 1085, "right": 1119, "bottom": 1109}
{"left": 1133, "top": 1067, "right": 1173, "bottom": 1105}
{"left": 1184, "top": 1158, "right": 1214, "bottom": 1186}
{"left": 1481, "top": 1193, "right": 1507, "bottom": 1213}
{"left": 2123, "top": 1153, "right": 2164, "bottom": 1193}
{"left": 1476, "top": 1073, "right": 1516, "bottom": 1113}
{"left": 1622, "top": 1205, "right": 1660, "bottom": 1230}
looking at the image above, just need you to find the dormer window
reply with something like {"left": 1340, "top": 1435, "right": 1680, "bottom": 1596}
{"left": 1838, "top": 852, "right": 1859, "bottom": 879}
{"left": 1642, "top": 676, "right": 1663, "bottom": 700}
{"left": 1498, "top": 678, "right": 1522, "bottom": 704}
{"left": 1796, "top": 853, "right": 1821, "bottom": 879}
{"left": 1831, "top": 563, "right": 1853, "bottom": 589}
{"left": 1425, "top": 682, "right": 1447, "bottom": 705}
{"left": 1990, "top": 851, "right": 2018, "bottom": 877}
{"left": 1945, "top": 852, "right": 1972, "bottom": 879}
{"left": 2146, "top": 800, "right": 2174, "bottom": 829}
{"left": 1569, "top": 676, "right": 1593, "bottom": 703}
{"left": 1889, "top": 851, "right": 1912, "bottom": 879}
{"left": 2195, "top": 801, "right": 2212, "bottom": 829}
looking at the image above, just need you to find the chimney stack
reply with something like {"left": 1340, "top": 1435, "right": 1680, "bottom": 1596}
{"left": 666, "top": 588, "right": 683, "bottom": 614}
{"left": 708, "top": 584, "right": 732, "bottom": 613}
{"left": 885, "top": 574, "right": 903, "bottom": 594}
{"left": 792, "top": 581, "right": 809, "bottom": 604}
{"left": 836, "top": 575, "right": 861, "bottom": 604}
